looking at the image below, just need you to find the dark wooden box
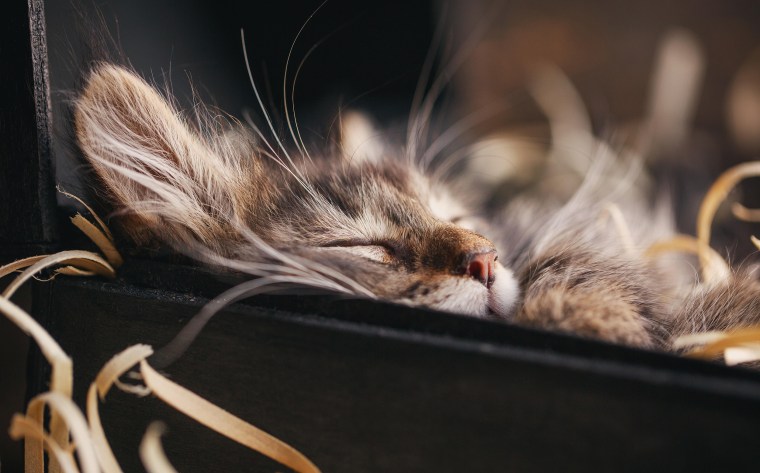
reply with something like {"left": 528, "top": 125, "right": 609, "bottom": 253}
{"left": 4, "top": 1, "right": 760, "bottom": 472}
{"left": 30, "top": 261, "right": 760, "bottom": 472}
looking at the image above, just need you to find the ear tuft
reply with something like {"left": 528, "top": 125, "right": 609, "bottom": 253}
{"left": 74, "top": 64, "right": 251, "bottom": 251}
{"left": 76, "top": 63, "right": 202, "bottom": 169}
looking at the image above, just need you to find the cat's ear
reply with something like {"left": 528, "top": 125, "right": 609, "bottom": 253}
{"left": 338, "top": 111, "right": 386, "bottom": 165}
{"left": 74, "top": 64, "right": 250, "bottom": 248}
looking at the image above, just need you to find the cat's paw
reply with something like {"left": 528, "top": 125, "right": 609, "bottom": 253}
{"left": 516, "top": 287, "right": 654, "bottom": 347}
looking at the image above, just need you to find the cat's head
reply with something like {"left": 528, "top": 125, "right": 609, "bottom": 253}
{"left": 74, "top": 64, "right": 519, "bottom": 317}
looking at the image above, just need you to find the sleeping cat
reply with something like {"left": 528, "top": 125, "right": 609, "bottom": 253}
{"left": 73, "top": 63, "right": 759, "bottom": 353}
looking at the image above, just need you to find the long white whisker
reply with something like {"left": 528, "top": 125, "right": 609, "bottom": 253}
{"left": 283, "top": 0, "right": 328, "bottom": 162}
{"left": 241, "top": 111, "right": 324, "bottom": 203}
{"left": 242, "top": 110, "right": 294, "bottom": 168}
{"left": 418, "top": 102, "right": 505, "bottom": 170}
{"left": 240, "top": 29, "right": 311, "bottom": 191}
{"left": 168, "top": 209, "right": 375, "bottom": 299}
{"left": 324, "top": 73, "right": 404, "bottom": 151}
{"left": 150, "top": 275, "right": 338, "bottom": 368}
{"left": 406, "top": 2, "right": 448, "bottom": 165}
{"left": 407, "top": 2, "right": 499, "bottom": 164}
{"left": 291, "top": 40, "right": 325, "bottom": 164}
{"left": 234, "top": 225, "right": 375, "bottom": 297}
{"left": 407, "top": 18, "right": 489, "bottom": 162}
{"left": 428, "top": 146, "right": 471, "bottom": 182}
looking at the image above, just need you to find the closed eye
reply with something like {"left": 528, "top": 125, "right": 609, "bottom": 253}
{"left": 321, "top": 239, "right": 395, "bottom": 264}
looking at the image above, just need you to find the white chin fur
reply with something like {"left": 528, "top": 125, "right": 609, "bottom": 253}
{"left": 408, "top": 262, "right": 520, "bottom": 319}
{"left": 488, "top": 263, "right": 520, "bottom": 318}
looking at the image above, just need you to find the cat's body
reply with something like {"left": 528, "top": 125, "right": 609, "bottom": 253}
{"left": 74, "top": 63, "right": 760, "bottom": 355}
{"left": 76, "top": 65, "right": 520, "bottom": 320}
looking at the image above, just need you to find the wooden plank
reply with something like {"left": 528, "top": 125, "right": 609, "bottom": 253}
{"left": 0, "top": 0, "right": 58, "bottom": 263}
{"left": 33, "top": 270, "right": 760, "bottom": 472}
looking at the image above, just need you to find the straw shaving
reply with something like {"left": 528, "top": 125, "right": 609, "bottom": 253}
{"left": 0, "top": 256, "right": 48, "bottom": 279}
{"left": 9, "top": 416, "right": 79, "bottom": 473}
{"left": 55, "top": 266, "right": 97, "bottom": 277}
{"left": 666, "top": 161, "right": 760, "bottom": 364}
{"left": 140, "top": 360, "right": 322, "bottom": 473}
{"left": 57, "top": 186, "right": 114, "bottom": 241}
{"left": 731, "top": 202, "right": 760, "bottom": 222}
{"left": 1, "top": 196, "right": 322, "bottom": 473}
{"left": 644, "top": 234, "right": 731, "bottom": 283}
{"left": 87, "top": 345, "right": 155, "bottom": 473}
{"left": 0, "top": 296, "right": 73, "bottom": 470}
{"left": 752, "top": 235, "right": 760, "bottom": 251}
{"left": 70, "top": 215, "right": 123, "bottom": 267}
{"left": 23, "top": 392, "right": 100, "bottom": 473}
{"left": 723, "top": 345, "right": 760, "bottom": 366}
{"left": 682, "top": 327, "right": 760, "bottom": 359}
{"left": 2, "top": 251, "right": 115, "bottom": 299}
{"left": 696, "top": 161, "right": 760, "bottom": 284}
{"left": 139, "top": 423, "right": 178, "bottom": 473}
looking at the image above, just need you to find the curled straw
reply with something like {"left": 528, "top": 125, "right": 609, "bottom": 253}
{"left": 732, "top": 202, "right": 760, "bottom": 222}
{"left": 141, "top": 360, "right": 320, "bottom": 473}
{"left": 0, "top": 297, "right": 74, "bottom": 473}
{"left": 696, "top": 161, "right": 760, "bottom": 284}
{"left": 674, "top": 327, "right": 760, "bottom": 365}
{"left": 140, "top": 423, "right": 177, "bottom": 473}
{"left": 2, "top": 194, "right": 321, "bottom": 472}
{"left": 645, "top": 234, "right": 731, "bottom": 283}
{"left": 58, "top": 187, "right": 122, "bottom": 268}
{"left": 664, "top": 161, "right": 760, "bottom": 363}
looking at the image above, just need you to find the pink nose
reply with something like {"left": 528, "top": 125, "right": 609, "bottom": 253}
{"left": 464, "top": 250, "right": 497, "bottom": 288}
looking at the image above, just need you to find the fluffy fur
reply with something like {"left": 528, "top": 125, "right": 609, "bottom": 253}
{"left": 74, "top": 64, "right": 760, "bottom": 352}
{"left": 75, "top": 64, "right": 519, "bottom": 318}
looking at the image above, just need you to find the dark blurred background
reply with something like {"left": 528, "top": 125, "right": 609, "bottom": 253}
{"left": 45, "top": 0, "right": 437, "bottom": 197}
{"left": 5, "top": 0, "right": 760, "bottom": 470}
